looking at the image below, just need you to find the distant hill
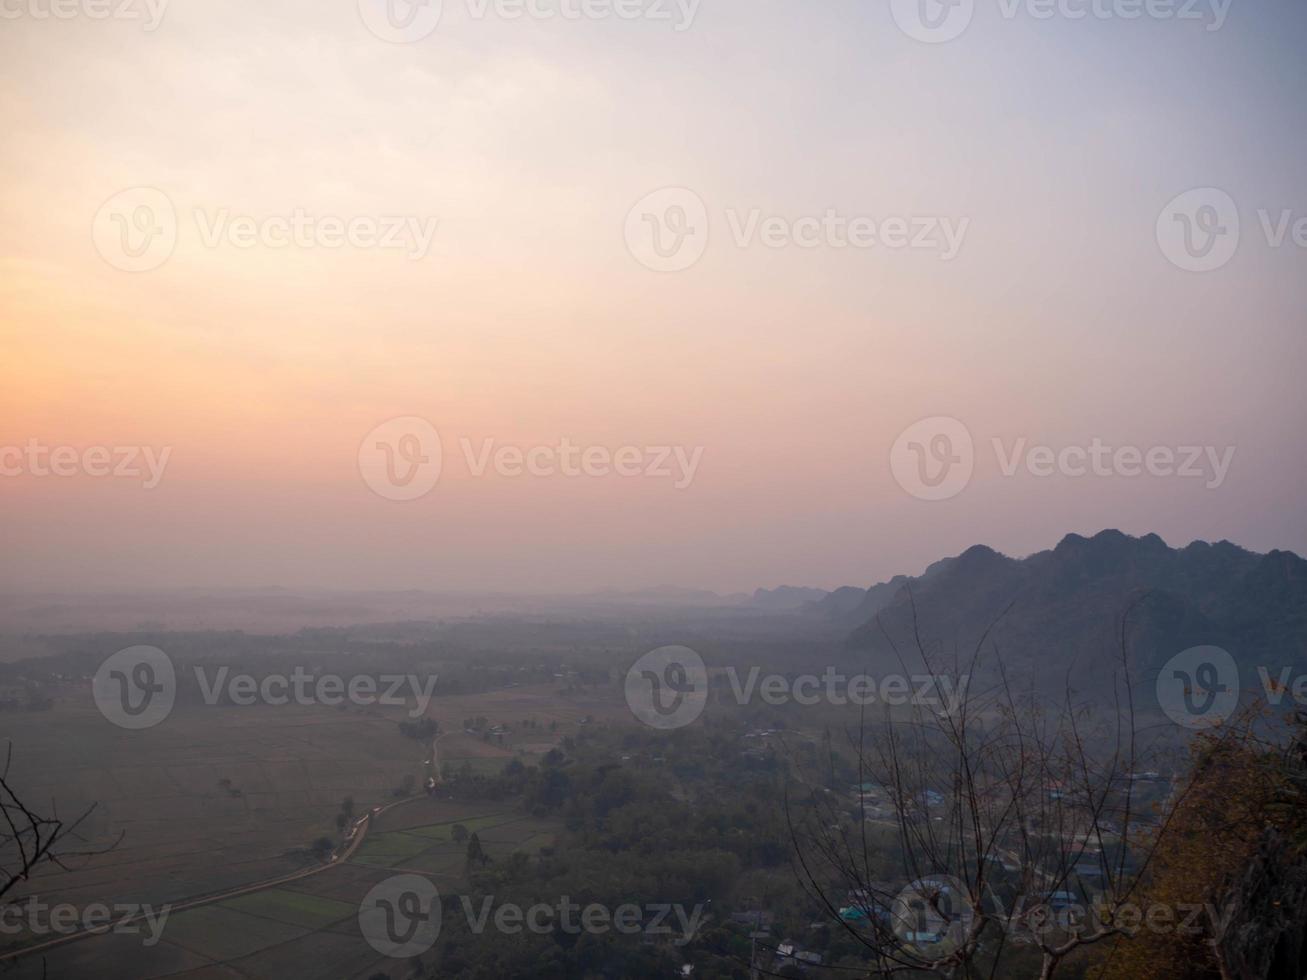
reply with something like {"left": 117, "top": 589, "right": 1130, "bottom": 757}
{"left": 752, "top": 585, "right": 830, "bottom": 611}
{"left": 806, "top": 554, "right": 957, "bottom": 625}
{"left": 806, "top": 585, "right": 871, "bottom": 619}
{"left": 837, "top": 530, "right": 1307, "bottom": 693}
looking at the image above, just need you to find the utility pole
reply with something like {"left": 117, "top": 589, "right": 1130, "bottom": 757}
{"left": 747, "top": 895, "right": 767, "bottom": 980}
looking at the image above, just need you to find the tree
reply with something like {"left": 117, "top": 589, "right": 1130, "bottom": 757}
{"left": 1098, "top": 709, "right": 1307, "bottom": 980}
{"left": 466, "top": 832, "right": 489, "bottom": 868}
{"left": 0, "top": 744, "right": 119, "bottom": 900}
{"left": 788, "top": 596, "right": 1193, "bottom": 980}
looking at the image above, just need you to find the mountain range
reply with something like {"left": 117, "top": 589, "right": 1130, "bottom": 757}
{"left": 793, "top": 530, "right": 1307, "bottom": 692}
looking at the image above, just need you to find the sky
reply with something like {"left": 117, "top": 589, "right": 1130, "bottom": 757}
{"left": 1, "top": 0, "right": 1305, "bottom": 594}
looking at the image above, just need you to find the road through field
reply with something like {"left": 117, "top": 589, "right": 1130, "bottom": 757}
{"left": 0, "top": 735, "right": 450, "bottom": 965}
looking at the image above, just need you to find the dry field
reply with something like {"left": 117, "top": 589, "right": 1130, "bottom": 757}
{"left": 0, "top": 693, "right": 424, "bottom": 929}
{"left": 1, "top": 799, "right": 561, "bottom": 980}
{"left": 0, "top": 682, "right": 617, "bottom": 976}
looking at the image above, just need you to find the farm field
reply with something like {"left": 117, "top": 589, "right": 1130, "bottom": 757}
{"left": 0, "top": 692, "right": 425, "bottom": 942}
{"left": 352, "top": 801, "right": 558, "bottom": 888}
{"left": 0, "top": 679, "right": 597, "bottom": 977}
{"left": 0, "top": 798, "right": 561, "bottom": 980}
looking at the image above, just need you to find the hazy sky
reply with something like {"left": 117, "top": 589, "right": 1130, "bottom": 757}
{"left": 2, "top": 0, "right": 1305, "bottom": 594}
